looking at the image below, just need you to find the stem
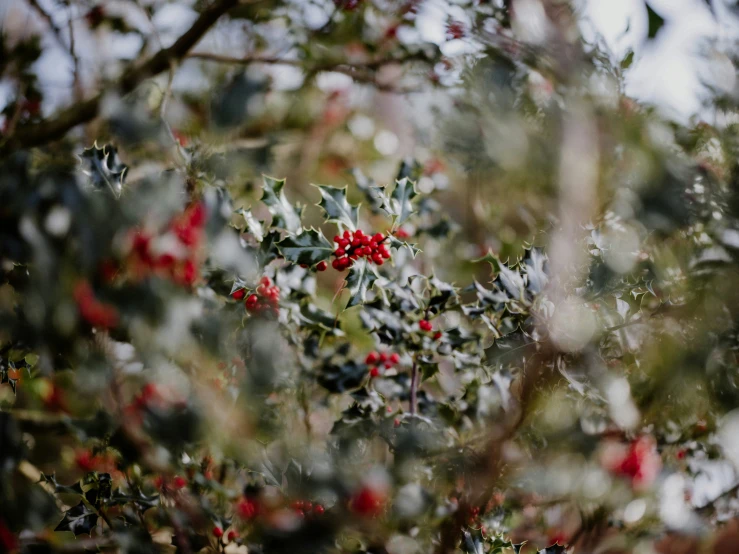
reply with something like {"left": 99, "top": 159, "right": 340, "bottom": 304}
{"left": 409, "top": 356, "right": 419, "bottom": 416}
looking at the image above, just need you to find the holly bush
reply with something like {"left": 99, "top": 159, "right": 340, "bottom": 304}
{"left": 3, "top": 1, "right": 739, "bottom": 553}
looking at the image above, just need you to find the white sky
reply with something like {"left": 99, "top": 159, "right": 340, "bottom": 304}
{"left": 582, "top": 0, "right": 739, "bottom": 122}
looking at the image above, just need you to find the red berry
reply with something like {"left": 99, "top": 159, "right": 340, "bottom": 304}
{"left": 295, "top": 509, "right": 305, "bottom": 518}
{"left": 380, "top": 248, "right": 391, "bottom": 259}
{"left": 419, "top": 320, "right": 433, "bottom": 331}
{"left": 352, "top": 238, "right": 361, "bottom": 247}
{"left": 313, "top": 504, "right": 325, "bottom": 515}
{"left": 173, "top": 475, "right": 187, "bottom": 489}
{"left": 366, "top": 352, "right": 379, "bottom": 364}
{"left": 351, "top": 486, "right": 385, "bottom": 517}
{"left": 373, "top": 233, "right": 384, "bottom": 243}
{"left": 316, "top": 261, "right": 328, "bottom": 272}
{"left": 389, "top": 353, "right": 400, "bottom": 364}
{"left": 236, "top": 498, "right": 259, "bottom": 519}
{"left": 232, "top": 289, "right": 245, "bottom": 300}
{"left": 260, "top": 276, "right": 272, "bottom": 287}
{"left": 227, "top": 530, "right": 238, "bottom": 542}
{"left": 394, "top": 418, "right": 400, "bottom": 428}
{"left": 332, "top": 259, "right": 341, "bottom": 270}
{"left": 300, "top": 264, "right": 308, "bottom": 268}
{"left": 433, "top": 331, "right": 442, "bottom": 340}
{"left": 343, "top": 230, "right": 351, "bottom": 239}
{"left": 333, "top": 235, "right": 341, "bottom": 243}
{"left": 213, "top": 526, "right": 223, "bottom": 538}
{"left": 384, "top": 361, "right": 393, "bottom": 369}
{"left": 372, "top": 254, "right": 384, "bottom": 265}
{"left": 335, "top": 248, "right": 346, "bottom": 257}
{"left": 361, "top": 236, "right": 371, "bottom": 246}
{"left": 303, "top": 501, "right": 312, "bottom": 511}
{"left": 370, "top": 367, "right": 380, "bottom": 378}
{"left": 291, "top": 500, "right": 304, "bottom": 510}
{"left": 355, "top": 229, "right": 364, "bottom": 238}
{"left": 379, "top": 352, "right": 388, "bottom": 363}
{"left": 339, "top": 238, "right": 350, "bottom": 248}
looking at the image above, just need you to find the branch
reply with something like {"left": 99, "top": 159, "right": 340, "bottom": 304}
{"left": 0, "top": 0, "right": 238, "bottom": 157}
{"left": 187, "top": 52, "right": 429, "bottom": 93}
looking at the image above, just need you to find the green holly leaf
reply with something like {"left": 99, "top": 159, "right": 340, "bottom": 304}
{"left": 261, "top": 175, "right": 302, "bottom": 235}
{"left": 387, "top": 235, "right": 421, "bottom": 258}
{"left": 473, "top": 250, "right": 502, "bottom": 272}
{"left": 539, "top": 545, "right": 566, "bottom": 554}
{"left": 79, "top": 142, "right": 127, "bottom": 197}
{"left": 54, "top": 501, "right": 98, "bottom": 535}
{"left": 257, "top": 230, "right": 282, "bottom": 268}
{"left": 236, "top": 207, "right": 265, "bottom": 242}
{"left": 379, "top": 177, "right": 418, "bottom": 226}
{"left": 277, "top": 229, "right": 333, "bottom": 266}
{"left": 345, "top": 259, "right": 379, "bottom": 308}
{"left": 490, "top": 534, "right": 514, "bottom": 553}
{"left": 314, "top": 184, "right": 359, "bottom": 230}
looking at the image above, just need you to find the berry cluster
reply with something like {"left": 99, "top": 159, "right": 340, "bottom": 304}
{"left": 153, "top": 474, "right": 187, "bottom": 492}
{"left": 365, "top": 351, "right": 400, "bottom": 378}
{"left": 290, "top": 499, "right": 326, "bottom": 518}
{"left": 238, "top": 276, "right": 280, "bottom": 316}
{"left": 73, "top": 280, "right": 119, "bottom": 329}
{"left": 212, "top": 526, "right": 239, "bottom": 542}
{"left": 127, "top": 202, "right": 206, "bottom": 287}
{"left": 331, "top": 230, "right": 390, "bottom": 271}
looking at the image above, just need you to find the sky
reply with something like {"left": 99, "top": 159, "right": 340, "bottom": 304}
{"left": 581, "top": 0, "right": 738, "bottom": 122}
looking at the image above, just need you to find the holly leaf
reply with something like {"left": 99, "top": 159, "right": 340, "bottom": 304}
{"left": 277, "top": 229, "right": 333, "bottom": 266}
{"left": 539, "top": 545, "right": 567, "bottom": 554}
{"left": 261, "top": 175, "right": 302, "bottom": 234}
{"left": 646, "top": 3, "right": 664, "bottom": 39}
{"left": 54, "top": 501, "right": 98, "bottom": 535}
{"left": 382, "top": 177, "right": 418, "bottom": 225}
{"left": 490, "top": 534, "right": 514, "bottom": 553}
{"left": 314, "top": 184, "right": 358, "bottom": 230}
{"left": 79, "top": 142, "right": 127, "bottom": 197}
{"left": 387, "top": 235, "right": 421, "bottom": 258}
{"left": 236, "top": 207, "right": 265, "bottom": 242}
{"left": 524, "top": 248, "right": 548, "bottom": 294}
{"left": 345, "top": 259, "right": 379, "bottom": 308}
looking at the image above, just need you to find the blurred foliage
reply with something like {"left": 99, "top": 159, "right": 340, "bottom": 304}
{"left": 2, "top": 0, "right": 739, "bottom": 553}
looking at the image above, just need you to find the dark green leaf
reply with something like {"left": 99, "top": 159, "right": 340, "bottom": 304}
{"left": 277, "top": 229, "right": 333, "bottom": 266}
{"left": 314, "top": 184, "right": 359, "bottom": 230}
{"left": 261, "top": 175, "right": 302, "bottom": 234}
{"left": 54, "top": 502, "right": 98, "bottom": 535}
{"left": 646, "top": 3, "right": 665, "bottom": 39}
{"left": 79, "top": 142, "right": 127, "bottom": 197}
{"left": 345, "top": 259, "right": 379, "bottom": 308}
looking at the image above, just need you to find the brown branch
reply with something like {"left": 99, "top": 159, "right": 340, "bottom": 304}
{"left": 0, "top": 0, "right": 239, "bottom": 157}
{"left": 187, "top": 52, "right": 429, "bottom": 93}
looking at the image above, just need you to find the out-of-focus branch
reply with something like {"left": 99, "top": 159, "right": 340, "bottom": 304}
{"left": 187, "top": 52, "right": 430, "bottom": 93}
{"left": 0, "top": 0, "right": 239, "bottom": 157}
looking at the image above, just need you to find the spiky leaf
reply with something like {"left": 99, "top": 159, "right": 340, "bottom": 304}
{"left": 261, "top": 175, "right": 302, "bottom": 234}
{"left": 236, "top": 207, "right": 265, "bottom": 242}
{"left": 314, "top": 184, "right": 358, "bottom": 230}
{"left": 277, "top": 229, "right": 333, "bottom": 266}
{"left": 345, "top": 259, "right": 379, "bottom": 308}
{"left": 381, "top": 177, "right": 418, "bottom": 225}
{"left": 79, "top": 142, "right": 127, "bottom": 197}
{"left": 54, "top": 501, "right": 98, "bottom": 535}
